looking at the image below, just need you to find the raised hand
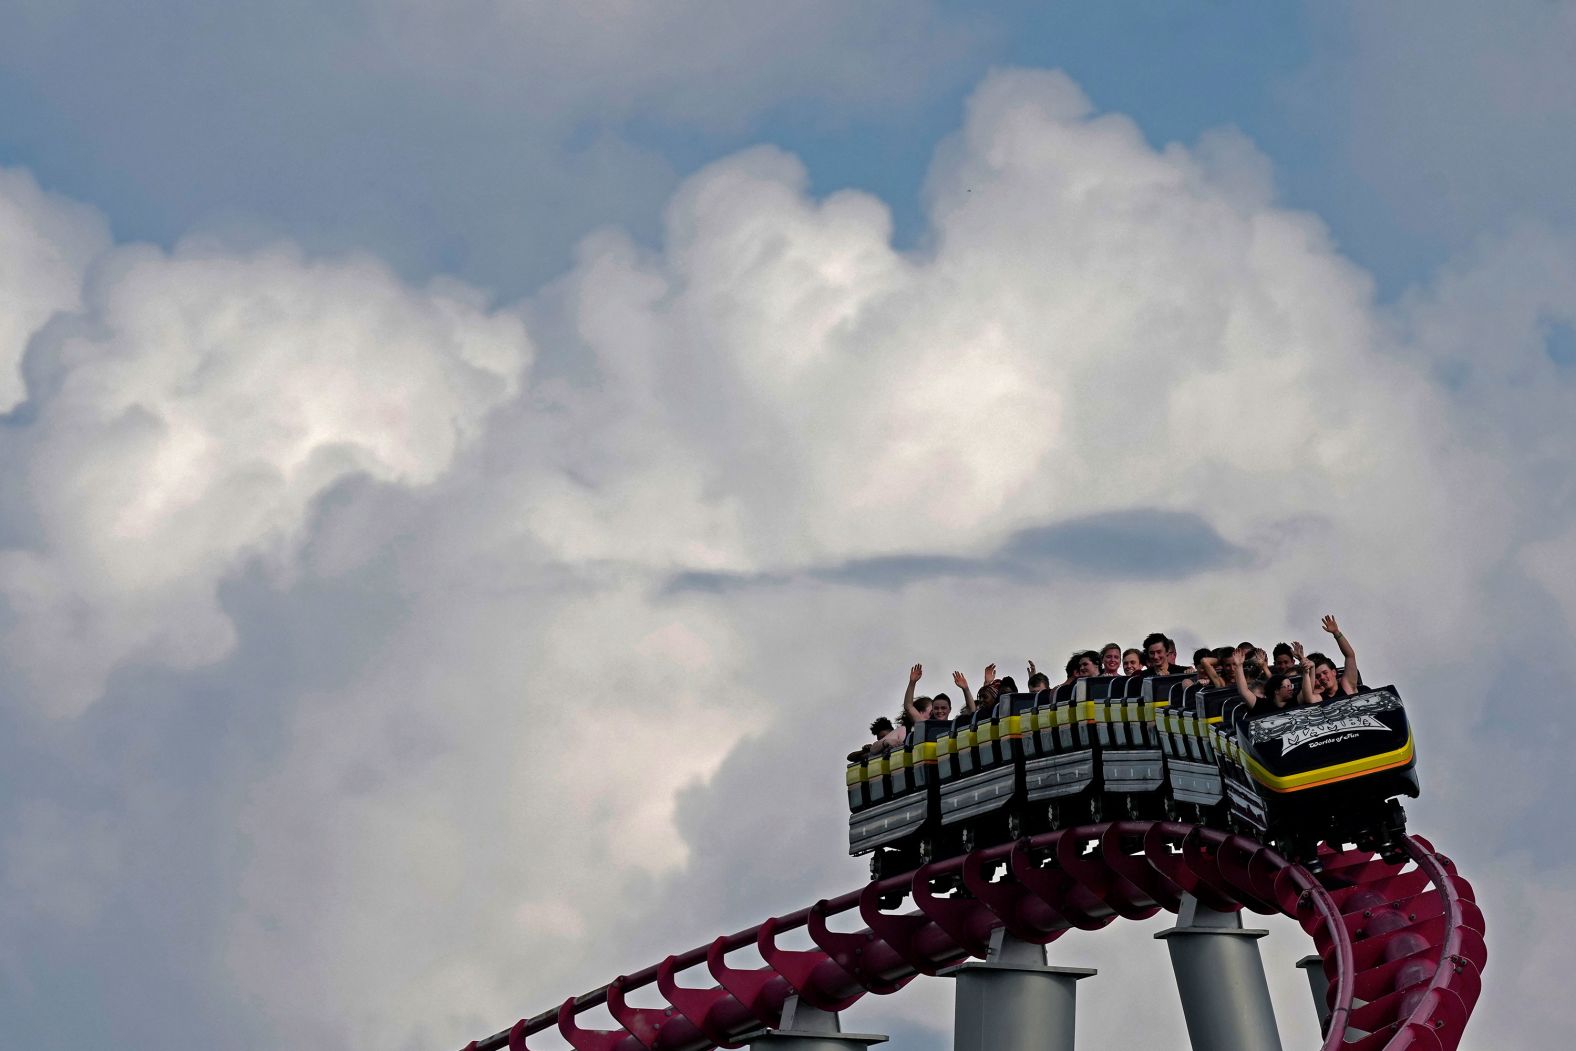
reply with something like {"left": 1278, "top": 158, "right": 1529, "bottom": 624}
{"left": 909, "top": 663, "right": 924, "bottom": 685}
{"left": 1293, "top": 640, "right": 1305, "bottom": 661}
{"left": 983, "top": 663, "right": 997, "bottom": 685}
{"left": 1027, "top": 659, "right": 1037, "bottom": 677}
{"left": 952, "top": 670, "right": 968, "bottom": 690}
{"left": 1322, "top": 615, "right": 1341, "bottom": 636}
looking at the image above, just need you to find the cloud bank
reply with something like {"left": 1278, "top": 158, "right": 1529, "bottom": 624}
{"left": 1, "top": 66, "right": 1573, "bottom": 1050}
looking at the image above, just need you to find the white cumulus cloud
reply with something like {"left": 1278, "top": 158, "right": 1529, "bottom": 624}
{"left": 4, "top": 62, "right": 1576, "bottom": 1051}
{"left": 0, "top": 166, "right": 111, "bottom": 412}
{"left": 0, "top": 209, "right": 532, "bottom": 716}
{"left": 205, "top": 69, "right": 1556, "bottom": 1050}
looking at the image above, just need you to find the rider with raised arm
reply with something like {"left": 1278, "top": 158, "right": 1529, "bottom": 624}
{"left": 1194, "top": 647, "right": 1225, "bottom": 688}
{"left": 1307, "top": 614, "right": 1361, "bottom": 701}
{"left": 903, "top": 663, "right": 931, "bottom": 726}
{"left": 951, "top": 669, "right": 975, "bottom": 716}
{"left": 1225, "top": 648, "right": 1299, "bottom": 726}
{"left": 968, "top": 663, "right": 1001, "bottom": 717}
{"left": 1231, "top": 650, "right": 1265, "bottom": 707}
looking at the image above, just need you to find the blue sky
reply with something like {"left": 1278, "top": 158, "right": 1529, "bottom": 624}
{"left": 2, "top": 4, "right": 1574, "bottom": 1050}
{"left": 3, "top": 2, "right": 1533, "bottom": 298}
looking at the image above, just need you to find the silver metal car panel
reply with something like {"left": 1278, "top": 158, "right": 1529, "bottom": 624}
{"left": 1168, "top": 758, "right": 1223, "bottom": 806}
{"left": 939, "top": 766, "right": 1016, "bottom": 825}
{"left": 1024, "top": 752, "right": 1095, "bottom": 800}
{"left": 848, "top": 793, "right": 931, "bottom": 854}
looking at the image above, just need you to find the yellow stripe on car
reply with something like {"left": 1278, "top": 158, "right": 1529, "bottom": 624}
{"left": 1246, "top": 735, "right": 1415, "bottom": 793}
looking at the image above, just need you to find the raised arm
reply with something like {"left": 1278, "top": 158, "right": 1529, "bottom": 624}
{"left": 1296, "top": 641, "right": 1319, "bottom": 705}
{"left": 952, "top": 670, "right": 975, "bottom": 715}
{"left": 1231, "top": 653, "right": 1258, "bottom": 708}
{"left": 1199, "top": 655, "right": 1225, "bottom": 688}
{"left": 975, "top": 663, "right": 999, "bottom": 715}
{"left": 1322, "top": 615, "right": 1360, "bottom": 692}
{"left": 903, "top": 663, "right": 925, "bottom": 723}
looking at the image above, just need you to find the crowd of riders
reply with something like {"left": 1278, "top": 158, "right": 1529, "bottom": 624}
{"left": 849, "top": 615, "right": 1362, "bottom": 762}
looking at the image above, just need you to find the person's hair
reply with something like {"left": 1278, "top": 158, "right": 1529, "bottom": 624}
{"left": 996, "top": 675, "right": 1019, "bottom": 694}
{"left": 1065, "top": 654, "right": 1083, "bottom": 675}
{"left": 1193, "top": 647, "right": 1212, "bottom": 668}
{"left": 1237, "top": 641, "right": 1255, "bottom": 654}
{"left": 1272, "top": 642, "right": 1295, "bottom": 660}
{"left": 1243, "top": 659, "right": 1268, "bottom": 682}
{"left": 915, "top": 695, "right": 932, "bottom": 711}
{"left": 1122, "top": 647, "right": 1141, "bottom": 660}
{"left": 1027, "top": 672, "right": 1050, "bottom": 691}
{"left": 1211, "top": 646, "right": 1236, "bottom": 664}
{"left": 870, "top": 716, "right": 894, "bottom": 736}
{"left": 975, "top": 681, "right": 1000, "bottom": 715}
{"left": 899, "top": 710, "right": 914, "bottom": 730}
{"left": 1308, "top": 652, "right": 1338, "bottom": 672}
{"left": 930, "top": 692, "right": 951, "bottom": 712}
{"left": 1263, "top": 673, "right": 1292, "bottom": 704}
{"left": 1101, "top": 642, "right": 1121, "bottom": 657}
{"left": 1143, "top": 632, "right": 1168, "bottom": 651}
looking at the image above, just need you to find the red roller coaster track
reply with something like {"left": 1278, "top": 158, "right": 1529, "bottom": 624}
{"left": 460, "top": 824, "right": 1485, "bottom": 1051}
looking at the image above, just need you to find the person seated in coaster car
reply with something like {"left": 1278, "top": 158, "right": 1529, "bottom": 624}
{"left": 847, "top": 716, "right": 904, "bottom": 762}
{"left": 1227, "top": 644, "right": 1309, "bottom": 724}
{"left": 1305, "top": 614, "right": 1362, "bottom": 702}
{"left": 1059, "top": 650, "right": 1101, "bottom": 686}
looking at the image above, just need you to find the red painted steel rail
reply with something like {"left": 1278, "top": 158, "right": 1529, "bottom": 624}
{"left": 459, "top": 826, "right": 1485, "bottom": 1051}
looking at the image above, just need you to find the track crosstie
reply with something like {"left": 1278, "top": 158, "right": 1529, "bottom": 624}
{"left": 460, "top": 825, "right": 1485, "bottom": 1051}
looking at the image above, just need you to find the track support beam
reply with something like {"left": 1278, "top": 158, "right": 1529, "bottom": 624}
{"left": 944, "top": 927, "right": 1095, "bottom": 1051}
{"left": 746, "top": 996, "right": 886, "bottom": 1051}
{"left": 1155, "top": 895, "right": 1282, "bottom": 1051}
{"left": 1295, "top": 953, "right": 1333, "bottom": 1032}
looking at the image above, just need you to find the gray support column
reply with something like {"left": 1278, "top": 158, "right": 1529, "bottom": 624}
{"left": 944, "top": 928, "right": 1096, "bottom": 1051}
{"left": 1298, "top": 953, "right": 1370, "bottom": 1043}
{"left": 1155, "top": 895, "right": 1283, "bottom": 1051}
{"left": 1296, "top": 954, "right": 1333, "bottom": 1031}
{"left": 747, "top": 996, "right": 887, "bottom": 1051}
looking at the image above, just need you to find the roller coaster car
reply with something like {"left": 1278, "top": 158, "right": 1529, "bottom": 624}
{"left": 1156, "top": 681, "right": 1227, "bottom": 818}
{"left": 1021, "top": 682, "right": 1096, "bottom": 826}
{"left": 938, "top": 692, "right": 1038, "bottom": 849}
{"left": 845, "top": 678, "right": 1420, "bottom": 878}
{"left": 847, "top": 718, "right": 950, "bottom": 878}
{"left": 1235, "top": 686, "right": 1419, "bottom": 864}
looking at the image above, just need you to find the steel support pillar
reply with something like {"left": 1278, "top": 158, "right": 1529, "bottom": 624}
{"left": 944, "top": 927, "right": 1096, "bottom": 1051}
{"left": 1155, "top": 895, "right": 1283, "bottom": 1051}
{"left": 1296, "top": 954, "right": 1333, "bottom": 1031}
{"left": 747, "top": 996, "right": 886, "bottom": 1051}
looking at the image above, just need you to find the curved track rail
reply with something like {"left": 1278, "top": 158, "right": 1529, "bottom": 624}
{"left": 460, "top": 826, "right": 1485, "bottom": 1051}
